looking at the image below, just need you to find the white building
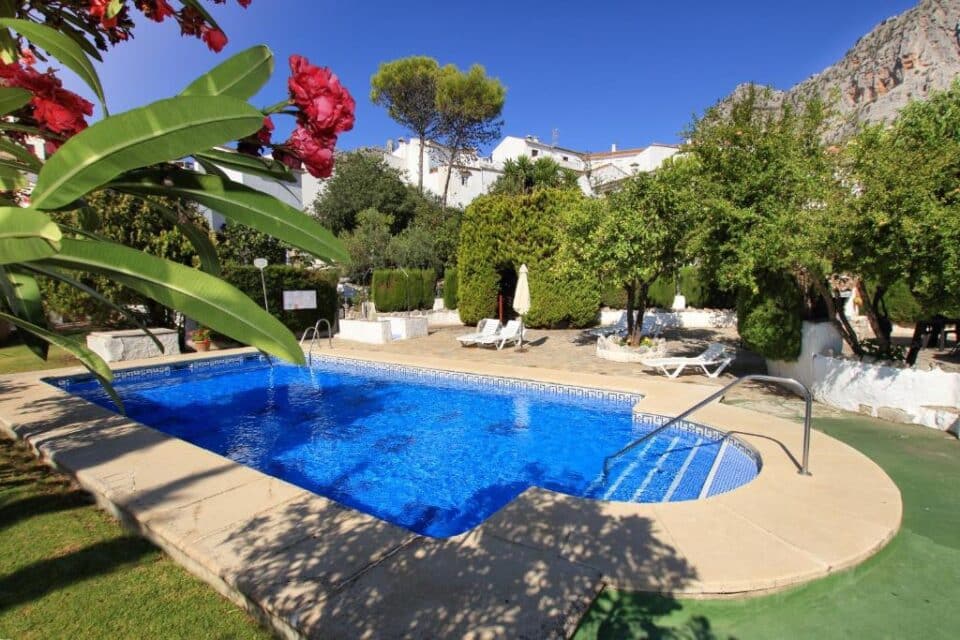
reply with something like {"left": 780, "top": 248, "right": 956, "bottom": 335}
{"left": 364, "top": 134, "right": 681, "bottom": 207}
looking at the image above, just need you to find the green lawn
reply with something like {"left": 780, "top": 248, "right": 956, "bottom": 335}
{"left": 0, "top": 438, "right": 271, "bottom": 640}
{"left": 0, "top": 337, "right": 81, "bottom": 375}
{"left": 574, "top": 415, "right": 960, "bottom": 640}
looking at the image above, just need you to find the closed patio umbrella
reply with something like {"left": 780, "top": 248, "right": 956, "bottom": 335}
{"left": 513, "top": 264, "right": 530, "bottom": 350}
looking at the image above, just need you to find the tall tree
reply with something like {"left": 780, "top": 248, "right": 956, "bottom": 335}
{"left": 837, "top": 81, "right": 960, "bottom": 355}
{"left": 311, "top": 151, "right": 418, "bottom": 234}
{"left": 370, "top": 56, "right": 442, "bottom": 194}
{"left": 686, "top": 87, "right": 847, "bottom": 352}
{"left": 435, "top": 64, "right": 506, "bottom": 206}
{"left": 562, "top": 157, "right": 699, "bottom": 341}
{"left": 490, "top": 156, "right": 579, "bottom": 195}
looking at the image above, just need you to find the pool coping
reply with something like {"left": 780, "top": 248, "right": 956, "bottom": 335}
{"left": 0, "top": 347, "right": 902, "bottom": 639}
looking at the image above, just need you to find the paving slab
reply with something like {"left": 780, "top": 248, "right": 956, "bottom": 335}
{"left": 301, "top": 530, "right": 603, "bottom": 640}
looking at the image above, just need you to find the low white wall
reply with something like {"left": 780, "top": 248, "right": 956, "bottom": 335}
{"left": 768, "top": 321, "right": 959, "bottom": 434}
{"left": 385, "top": 316, "right": 428, "bottom": 340}
{"left": 337, "top": 319, "right": 392, "bottom": 345}
{"left": 87, "top": 328, "right": 180, "bottom": 362}
{"left": 811, "top": 354, "right": 960, "bottom": 433}
{"left": 377, "top": 309, "right": 462, "bottom": 327}
{"left": 599, "top": 308, "right": 736, "bottom": 329}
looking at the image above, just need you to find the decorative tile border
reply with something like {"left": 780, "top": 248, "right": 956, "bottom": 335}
{"left": 307, "top": 353, "right": 644, "bottom": 406}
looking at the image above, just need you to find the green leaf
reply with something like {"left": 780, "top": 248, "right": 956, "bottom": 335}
{"left": 0, "top": 163, "right": 25, "bottom": 190}
{"left": 0, "top": 18, "right": 108, "bottom": 115}
{"left": 0, "top": 86, "right": 30, "bottom": 115}
{"left": 0, "top": 136, "right": 42, "bottom": 171}
{"left": 181, "top": 45, "right": 273, "bottom": 100}
{"left": 21, "top": 263, "right": 164, "bottom": 352}
{"left": 0, "top": 207, "right": 62, "bottom": 264}
{"left": 0, "top": 266, "right": 48, "bottom": 359}
{"left": 140, "top": 198, "right": 221, "bottom": 276}
{"left": 0, "top": 309, "right": 123, "bottom": 411}
{"left": 40, "top": 237, "right": 305, "bottom": 364}
{"left": 194, "top": 147, "right": 296, "bottom": 183}
{"left": 32, "top": 96, "right": 264, "bottom": 210}
{"left": 112, "top": 168, "right": 349, "bottom": 264}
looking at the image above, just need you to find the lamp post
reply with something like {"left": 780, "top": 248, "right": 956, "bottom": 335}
{"left": 253, "top": 258, "right": 269, "bottom": 312}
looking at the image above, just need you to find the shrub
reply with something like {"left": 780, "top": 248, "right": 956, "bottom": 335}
{"left": 648, "top": 276, "right": 675, "bottom": 308}
{"left": 458, "top": 189, "right": 599, "bottom": 327}
{"left": 881, "top": 280, "right": 923, "bottom": 325}
{"left": 736, "top": 274, "right": 804, "bottom": 361}
{"left": 372, "top": 269, "right": 435, "bottom": 312}
{"left": 600, "top": 266, "right": 736, "bottom": 310}
{"left": 600, "top": 283, "right": 628, "bottom": 309}
{"left": 221, "top": 265, "right": 338, "bottom": 335}
{"left": 443, "top": 267, "right": 459, "bottom": 309}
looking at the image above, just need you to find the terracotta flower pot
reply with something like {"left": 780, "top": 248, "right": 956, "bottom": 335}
{"left": 194, "top": 340, "right": 211, "bottom": 352}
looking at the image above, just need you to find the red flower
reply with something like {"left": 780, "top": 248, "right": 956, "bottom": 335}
{"left": 201, "top": 27, "right": 228, "bottom": 53}
{"left": 237, "top": 0, "right": 252, "bottom": 7}
{"left": 89, "top": 0, "right": 121, "bottom": 28}
{"left": 138, "top": 0, "right": 176, "bottom": 22}
{"left": 0, "top": 62, "right": 93, "bottom": 142}
{"left": 257, "top": 116, "right": 274, "bottom": 145}
{"left": 286, "top": 126, "right": 336, "bottom": 178}
{"left": 19, "top": 48, "right": 36, "bottom": 66}
{"left": 287, "top": 55, "right": 355, "bottom": 135}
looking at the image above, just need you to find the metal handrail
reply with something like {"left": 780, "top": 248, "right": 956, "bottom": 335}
{"left": 601, "top": 374, "right": 813, "bottom": 481}
{"left": 300, "top": 318, "right": 333, "bottom": 364}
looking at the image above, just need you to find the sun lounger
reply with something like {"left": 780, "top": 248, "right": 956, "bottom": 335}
{"left": 457, "top": 318, "right": 501, "bottom": 346}
{"left": 476, "top": 319, "right": 523, "bottom": 350}
{"left": 640, "top": 343, "right": 734, "bottom": 378}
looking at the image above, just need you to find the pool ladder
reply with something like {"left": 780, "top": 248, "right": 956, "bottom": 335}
{"left": 601, "top": 375, "right": 813, "bottom": 483}
{"left": 300, "top": 318, "right": 333, "bottom": 364}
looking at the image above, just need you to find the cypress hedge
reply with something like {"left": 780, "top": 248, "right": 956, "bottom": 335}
{"left": 601, "top": 266, "right": 736, "bottom": 310}
{"left": 457, "top": 189, "right": 599, "bottom": 328}
{"left": 221, "top": 265, "right": 338, "bottom": 335}
{"left": 372, "top": 268, "right": 435, "bottom": 312}
{"left": 443, "top": 267, "right": 459, "bottom": 310}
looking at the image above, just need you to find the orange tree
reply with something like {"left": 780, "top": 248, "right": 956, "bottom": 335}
{"left": 0, "top": 1, "right": 353, "bottom": 406}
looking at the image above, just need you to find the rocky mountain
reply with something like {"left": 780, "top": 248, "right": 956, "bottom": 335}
{"left": 722, "top": 0, "right": 960, "bottom": 140}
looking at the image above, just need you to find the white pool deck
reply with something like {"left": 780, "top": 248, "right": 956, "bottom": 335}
{"left": 0, "top": 347, "right": 901, "bottom": 639}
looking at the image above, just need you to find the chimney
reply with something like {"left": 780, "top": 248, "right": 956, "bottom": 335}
{"left": 611, "top": 143, "right": 617, "bottom": 152}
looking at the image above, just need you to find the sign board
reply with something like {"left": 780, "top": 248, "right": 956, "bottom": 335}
{"left": 283, "top": 290, "right": 317, "bottom": 311}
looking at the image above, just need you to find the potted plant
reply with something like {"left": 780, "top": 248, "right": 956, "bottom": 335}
{"left": 191, "top": 327, "right": 212, "bottom": 352}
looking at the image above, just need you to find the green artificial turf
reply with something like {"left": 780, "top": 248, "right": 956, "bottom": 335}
{"left": 0, "top": 438, "right": 271, "bottom": 640}
{"left": 574, "top": 415, "right": 960, "bottom": 639}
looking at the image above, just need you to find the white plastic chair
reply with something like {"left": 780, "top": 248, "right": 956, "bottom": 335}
{"left": 640, "top": 343, "right": 734, "bottom": 378}
{"left": 476, "top": 319, "right": 523, "bottom": 350}
{"left": 456, "top": 318, "right": 501, "bottom": 346}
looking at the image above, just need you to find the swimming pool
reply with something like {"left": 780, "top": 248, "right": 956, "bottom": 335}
{"left": 48, "top": 354, "right": 760, "bottom": 538}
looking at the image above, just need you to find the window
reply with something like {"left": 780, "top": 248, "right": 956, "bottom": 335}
{"left": 531, "top": 149, "right": 539, "bottom": 157}
{"left": 562, "top": 155, "right": 568, "bottom": 161}
{"left": 460, "top": 173, "right": 470, "bottom": 186}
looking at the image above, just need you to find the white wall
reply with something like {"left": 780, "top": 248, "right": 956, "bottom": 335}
{"left": 767, "top": 321, "right": 960, "bottom": 434}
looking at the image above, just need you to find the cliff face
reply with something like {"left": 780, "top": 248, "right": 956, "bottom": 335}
{"left": 722, "top": 0, "right": 960, "bottom": 139}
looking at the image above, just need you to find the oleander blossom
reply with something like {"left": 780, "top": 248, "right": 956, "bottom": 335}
{"left": 288, "top": 55, "right": 355, "bottom": 135}
{"left": 0, "top": 62, "right": 94, "bottom": 147}
{"left": 279, "top": 55, "right": 355, "bottom": 178}
{"left": 89, "top": 1, "right": 252, "bottom": 52}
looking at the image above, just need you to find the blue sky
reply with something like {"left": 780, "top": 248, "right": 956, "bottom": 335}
{"left": 72, "top": 0, "right": 917, "bottom": 153}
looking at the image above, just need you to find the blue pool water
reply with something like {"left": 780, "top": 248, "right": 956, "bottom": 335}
{"left": 48, "top": 355, "right": 760, "bottom": 538}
